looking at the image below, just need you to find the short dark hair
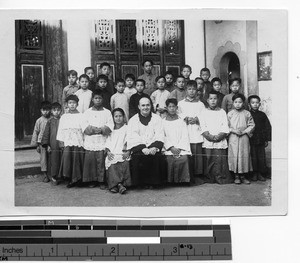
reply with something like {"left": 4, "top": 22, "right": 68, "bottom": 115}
{"left": 165, "top": 98, "right": 178, "bottom": 107}
{"left": 200, "top": 67, "right": 210, "bottom": 74}
{"left": 41, "top": 101, "right": 51, "bottom": 110}
{"left": 97, "top": 74, "right": 109, "bottom": 82}
{"left": 211, "top": 77, "right": 222, "bottom": 85}
{"left": 125, "top": 74, "right": 136, "bottom": 81}
{"left": 155, "top": 75, "right": 166, "bottom": 82}
{"left": 51, "top": 102, "right": 61, "bottom": 110}
{"left": 232, "top": 93, "right": 246, "bottom": 102}
{"left": 84, "top": 67, "right": 94, "bottom": 73}
{"left": 195, "top": 77, "right": 204, "bottom": 81}
{"left": 92, "top": 89, "right": 104, "bottom": 98}
{"left": 115, "top": 78, "right": 125, "bottom": 85}
{"left": 181, "top": 64, "right": 192, "bottom": 72}
{"left": 99, "top": 62, "right": 111, "bottom": 69}
{"left": 207, "top": 90, "right": 219, "bottom": 97}
{"left": 164, "top": 71, "right": 174, "bottom": 77}
{"left": 229, "top": 77, "right": 241, "bottom": 86}
{"left": 248, "top": 95, "right": 261, "bottom": 103}
{"left": 186, "top": 80, "right": 197, "bottom": 89}
{"left": 142, "top": 59, "right": 154, "bottom": 66}
{"left": 175, "top": 75, "right": 185, "bottom": 82}
{"left": 136, "top": 79, "right": 146, "bottom": 86}
{"left": 65, "top": 94, "right": 79, "bottom": 103}
{"left": 112, "top": 108, "right": 125, "bottom": 117}
{"left": 67, "top": 70, "right": 78, "bottom": 77}
{"left": 79, "top": 74, "right": 89, "bottom": 81}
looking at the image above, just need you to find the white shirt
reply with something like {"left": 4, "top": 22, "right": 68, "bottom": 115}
{"left": 75, "top": 89, "right": 93, "bottom": 113}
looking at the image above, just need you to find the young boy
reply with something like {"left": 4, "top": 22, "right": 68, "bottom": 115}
{"left": 31, "top": 101, "right": 51, "bottom": 182}
{"left": 99, "top": 62, "right": 115, "bottom": 95}
{"left": 110, "top": 79, "right": 129, "bottom": 121}
{"left": 84, "top": 66, "right": 96, "bottom": 93}
{"left": 150, "top": 76, "right": 170, "bottom": 117}
{"left": 162, "top": 98, "right": 191, "bottom": 184}
{"left": 181, "top": 65, "right": 192, "bottom": 85}
{"left": 138, "top": 59, "right": 157, "bottom": 96}
{"left": 75, "top": 74, "right": 93, "bottom": 113}
{"left": 200, "top": 67, "right": 212, "bottom": 100}
{"left": 124, "top": 73, "right": 137, "bottom": 100}
{"left": 195, "top": 77, "right": 205, "bottom": 103}
{"left": 178, "top": 80, "right": 205, "bottom": 183}
{"left": 92, "top": 74, "right": 112, "bottom": 110}
{"left": 164, "top": 71, "right": 175, "bottom": 93}
{"left": 41, "top": 102, "right": 62, "bottom": 185}
{"left": 82, "top": 90, "right": 114, "bottom": 189}
{"left": 129, "top": 79, "right": 153, "bottom": 118}
{"left": 62, "top": 70, "right": 79, "bottom": 113}
{"left": 211, "top": 77, "right": 225, "bottom": 107}
{"left": 168, "top": 75, "right": 186, "bottom": 102}
{"left": 201, "top": 91, "right": 232, "bottom": 184}
{"left": 248, "top": 95, "right": 272, "bottom": 181}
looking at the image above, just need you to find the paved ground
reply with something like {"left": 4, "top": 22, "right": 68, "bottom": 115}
{"left": 15, "top": 175, "right": 271, "bottom": 207}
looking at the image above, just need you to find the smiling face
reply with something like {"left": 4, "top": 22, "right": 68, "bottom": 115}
{"left": 156, "top": 78, "right": 166, "bottom": 90}
{"left": 79, "top": 77, "right": 89, "bottom": 90}
{"left": 138, "top": 97, "right": 151, "bottom": 116}
{"left": 233, "top": 97, "right": 244, "bottom": 110}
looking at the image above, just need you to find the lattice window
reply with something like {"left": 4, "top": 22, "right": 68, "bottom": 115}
{"left": 119, "top": 20, "right": 137, "bottom": 52}
{"left": 20, "top": 20, "right": 42, "bottom": 49}
{"left": 95, "top": 20, "right": 114, "bottom": 51}
{"left": 165, "top": 20, "right": 180, "bottom": 55}
{"left": 142, "top": 20, "right": 159, "bottom": 52}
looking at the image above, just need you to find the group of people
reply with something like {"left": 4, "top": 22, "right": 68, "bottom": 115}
{"left": 31, "top": 60, "right": 272, "bottom": 195}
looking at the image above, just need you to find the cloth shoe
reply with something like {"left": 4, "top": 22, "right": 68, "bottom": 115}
{"left": 234, "top": 175, "right": 241, "bottom": 184}
{"left": 118, "top": 184, "right": 127, "bottom": 194}
{"left": 240, "top": 175, "right": 251, "bottom": 184}
{"left": 110, "top": 187, "right": 118, "bottom": 193}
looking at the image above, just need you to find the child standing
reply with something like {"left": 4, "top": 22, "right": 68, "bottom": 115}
{"left": 200, "top": 68, "right": 212, "bottom": 100}
{"left": 92, "top": 74, "right": 112, "bottom": 110}
{"left": 138, "top": 59, "right": 157, "bottom": 96}
{"left": 162, "top": 98, "right": 191, "bottom": 184}
{"left": 82, "top": 90, "right": 114, "bottom": 189}
{"left": 164, "top": 71, "right": 175, "bottom": 93}
{"left": 248, "top": 95, "right": 272, "bottom": 181}
{"left": 129, "top": 79, "right": 153, "bottom": 118}
{"left": 84, "top": 67, "right": 96, "bottom": 93}
{"left": 31, "top": 101, "right": 51, "bottom": 182}
{"left": 222, "top": 77, "right": 246, "bottom": 113}
{"left": 75, "top": 74, "right": 93, "bottom": 113}
{"left": 57, "top": 95, "right": 84, "bottom": 188}
{"left": 228, "top": 94, "right": 255, "bottom": 184}
{"left": 150, "top": 76, "right": 170, "bottom": 118}
{"left": 211, "top": 77, "right": 225, "bottom": 107}
{"left": 181, "top": 65, "right": 192, "bottom": 85}
{"left": 201, "top": 91, "right": 232, "bottom": 184}
{"left": 110, "top": 79, "right": 129, "bottom": 122}
{"left": 41, "top": 102, "right": 62, "bottom": 185}
{"left": 105, "top": 108, "right": 132, "bottom": 194}
{"left": 178, "top": 80, "right": 205, "bottom": 183}
{"left": 99, "top": 62, "right": 114, "bottom": 95}
{"left": 168, "top": 75, "right": 186, "bottom": 102}
{"left": 124, "top": 74, "right": 137, "bottom": 100}
{"left": 62, "top": 70, "right": 79, "bottom": 113}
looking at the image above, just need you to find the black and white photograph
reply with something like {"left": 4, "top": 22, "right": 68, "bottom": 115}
{"left": 0, "top": 8, "right": 287, "bottom": 216}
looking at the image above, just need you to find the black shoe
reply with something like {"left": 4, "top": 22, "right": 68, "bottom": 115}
{"left": 234, "top": 175, "right": 241, "bottom": 184}
{"left": 240, "top": 176, "right": 251, "bottom": 184}
{"left": 258, "top": 174, "right": 266, "bottom": 181}
{"left": 66, "top": 182, "right": 77, "bottom": 188}
{"left": 51, "top": 177, "right": 58, "bottom": 186}
{"left": 118, "top": 184, "right": 127, "bottom": 194}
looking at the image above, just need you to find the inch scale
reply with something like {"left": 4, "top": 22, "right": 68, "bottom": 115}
{"left": 0, "top": 219, "right": 232, "bottom": 261}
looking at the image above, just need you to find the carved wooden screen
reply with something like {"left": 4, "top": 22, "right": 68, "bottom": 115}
{"left": 92, "top": 19, "right": 184, "bottom": 81}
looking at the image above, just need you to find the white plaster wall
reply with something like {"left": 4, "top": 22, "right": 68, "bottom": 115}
{"left": 184, "top": 20, "right": 205, "bottom": 79}
{"left": 64, "top": 20, "right": 93, "bottom": 75}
